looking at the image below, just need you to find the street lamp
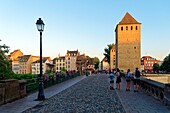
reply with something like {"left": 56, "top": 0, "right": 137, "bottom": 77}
{"left": 36, "top": 18, "right": 45, "bottom": 100}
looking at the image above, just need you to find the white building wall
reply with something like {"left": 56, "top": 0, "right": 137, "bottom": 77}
{"left": 12, "top": 62, "right": 19, "bottom": 74}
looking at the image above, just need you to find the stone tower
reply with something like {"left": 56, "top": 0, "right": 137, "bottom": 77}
{"left": 115, "top": 12, "right": 141, "bottom": 72}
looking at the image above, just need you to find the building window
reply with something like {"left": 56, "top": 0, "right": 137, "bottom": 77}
{"left": 136, "top": 26, "right": 138, "bottom": 30}
{"left": 126, "top": 26, "right": 128, "bottom": 30}
{"left": 131, "top": 26, "right": 133, "bottom": 30}
{"left": 121, "top": 27, "right": 123, "bottom": 31}
{"left": 134, "top": 47, "right": 136, "bottom": 49}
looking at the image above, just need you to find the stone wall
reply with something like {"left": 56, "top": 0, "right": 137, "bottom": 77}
{"left": 164, "top": 84, "right": 170, "bottom": 106}
{"left": 0, "top": 79, "right": 26, "bottom": 105}
{"left": 140, "top": 77, "right": 170, "bottom": 106}
{"left": 116, "top": 24, "right": 141, "bottom": 72}
{"left": 0, "top": 83, "right": 5, "bottom": 105}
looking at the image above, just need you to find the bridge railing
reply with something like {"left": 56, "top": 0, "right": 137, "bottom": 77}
{"left": 140, "top": 77, "right": 170, "bottom": 106}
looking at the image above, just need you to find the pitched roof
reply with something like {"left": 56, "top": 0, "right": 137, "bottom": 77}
{"left": 67, "top": 50, "right": 78, "bottom": 54}
{"left": 18, "top": 55, "right": 31, "bottom": 62}
{"left": 32, "top": 57, "right": 50, "bottom": 63}
{"left": 66, "top": 50, "right": 79, "bottom": 56}
{"left": 119, "top": 12, "right": 140, "bottom": 24}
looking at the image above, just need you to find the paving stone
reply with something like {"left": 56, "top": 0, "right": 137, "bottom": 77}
{"left": 116, "top": 77, "right": 170, "bottom": 113}
{"left": 23, "top": 74, "right": 126, "bottom": 113}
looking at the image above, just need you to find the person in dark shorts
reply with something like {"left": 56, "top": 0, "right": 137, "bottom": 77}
{"left": 116, "top": 68, "right": 121, "bottom": 90}
{"left": 108, "top": 70, "right": 114, "bottom": 90}
{"left": 126, "top": 69, "right": 131, "bottom": 91}
{"left": 133, "top": 67, "right": 141, "bottom": 92}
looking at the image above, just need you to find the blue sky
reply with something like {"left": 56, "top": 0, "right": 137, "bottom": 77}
{"left": 0, "top": 0, "right": 170, "bottom": 61}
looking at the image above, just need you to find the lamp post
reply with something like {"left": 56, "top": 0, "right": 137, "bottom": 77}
{"left": 36, "top": 18, "right": 45, "bottom": 100}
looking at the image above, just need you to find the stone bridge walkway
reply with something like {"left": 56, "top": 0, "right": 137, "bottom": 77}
{"left": 0, "top": 74, "right": 169, "bottom": 113}
{"left": 116, "top": 77, "right": 170, "bottom": 113}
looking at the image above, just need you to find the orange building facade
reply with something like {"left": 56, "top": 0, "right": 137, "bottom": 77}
{"left": 141, "top": 56, "right": 159, "bottom": 73}
{"left": 114, "top": 12, "right": 141, "bottom": 72}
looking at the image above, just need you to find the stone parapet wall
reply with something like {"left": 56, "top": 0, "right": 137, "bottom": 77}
{"left": 0, "top": 79, "right": 27, "bottom": 105}
{"left": 140, "top": 77, "right": 170, "bottom": 106}
{"left": 0, "top": 83, "right": 5, "bottom": 105}
{"left": 164, "top": 84, "right": 170, "bottom": 106}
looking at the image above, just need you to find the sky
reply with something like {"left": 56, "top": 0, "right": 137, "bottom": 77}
{"left": 0, "top": 0, "right": 170, "bottom": 61}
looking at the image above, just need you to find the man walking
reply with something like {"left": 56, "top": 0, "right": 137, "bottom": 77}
{"left": 133, "top": 67, "right": 141, "bottom": 92}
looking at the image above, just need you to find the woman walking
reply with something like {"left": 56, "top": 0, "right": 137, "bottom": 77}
{"left": 126, "top": 69, "right": 131, "bottom": 91}
{"left": 116, "top": 68, "right": 121, "bottom": 90}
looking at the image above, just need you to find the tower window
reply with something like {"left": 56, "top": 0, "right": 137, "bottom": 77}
{"left": 121, "top": 27, "right": 123, "bottom": 31}
{"left": 136, "top": 26, "right": 138, "bottom": 30}
{"left": 126, "top": 26, "right": 128, "bottom": 30}
{"left": 131, "top": 26, "right": 133, "bottom": 30}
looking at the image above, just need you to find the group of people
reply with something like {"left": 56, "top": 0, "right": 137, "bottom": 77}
{"left": 108, "top": 67, "right": 141, "bottom": 92}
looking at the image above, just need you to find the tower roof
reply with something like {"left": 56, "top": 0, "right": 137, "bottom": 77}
{"left": 119, "top": 12, "right": 140, "bottom": 24}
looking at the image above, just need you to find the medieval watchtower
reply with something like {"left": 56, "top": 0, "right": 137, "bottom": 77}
{"left": 115, "top": 12, "right": 141, "bottom": 71}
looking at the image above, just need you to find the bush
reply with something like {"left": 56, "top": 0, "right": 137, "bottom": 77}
{"left": 13, "top": 74, "right": 38, "bottom": 80}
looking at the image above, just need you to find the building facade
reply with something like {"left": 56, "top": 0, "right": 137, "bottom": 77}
{"left": 53, "top": 56, "right": 65, "bottom": 72}
{"left": 141, "top": 56, "right": 159, "bottom": 73}
{"left": 115, "top": 12, "right": 141, "bottom": 72}
{"left": 110, "top": 44, "right": 116, "bottom": 70}
{"left": 65, "top": 50, "right": 79, "bottom": 71}
{"left": 8, "top": 49, "right": 23, "bottom": 74}
{"left": 31, "top": 57, "right": 51, "bottom": 74}
{"left": 101, "top": 57, "right": 109, "bottom": 71}
{"left": 18, "top": 55, "right": 32, "bottom": 74}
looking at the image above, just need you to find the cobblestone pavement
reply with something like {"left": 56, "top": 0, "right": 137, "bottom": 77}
{"left": 116, "top": 77, "right": 170, "bottom": 113}
{"left": 0, "top": 75, "right": 86, "bottom": 113}
{"left": 23, "top": 74, "right": 125, "bottom": 113}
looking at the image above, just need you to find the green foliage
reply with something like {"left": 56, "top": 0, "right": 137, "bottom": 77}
{"left": 160, "top": 55, "right": 170, "bottom": 72}
{"left": 153, "top": 63, "right": 160, "bottom": 73}
{"left": 12, "top": 74, "right": 38, "bottom": 80}
{"left": 61, "top": 67, "right": 66, "bottom": 72}
{"left": 103, "top": 43, "right": 114, "bottom": 64}
{"left": 94, "top": 57, "right": 99, "bottom": 69}
{"left": 0, "top": 40, "right": 14, "bottom": 79}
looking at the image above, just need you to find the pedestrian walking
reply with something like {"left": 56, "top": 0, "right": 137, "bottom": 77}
{"left": 116, "top": 68, "right": 121, "bottom": 90}
{"left": 133, "top": 67, "right": 141, "bottom": 92}
{"left": 126, "top": 69, "right": 131, "bottom": 91}
{"left": 108, "top": 70, "right": 114, "bottom": 90}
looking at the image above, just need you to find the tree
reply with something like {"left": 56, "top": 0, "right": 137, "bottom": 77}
{"left": 153, "top": 63, "right": 160, "bottom": 73}
{"left": 0, "top": 39, "right": 14, "bottom": 79}
{"left": 160, "top": 55, "right": 170, "bottom": 73}
{"left": 103, "top": 43, "right": 114, "bottom": 64}
{"left": 94, "top": 57, "right": 99, "bottom": 69}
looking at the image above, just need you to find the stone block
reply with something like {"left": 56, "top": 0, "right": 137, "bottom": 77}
{"left": 0, "top": 79, "right": 20, "bottom": 103}
{"left": 0, "top": 83, "right": 5, "bottom": 105}
{"left": 164, "top": 84, "right": 170, "bottom": 106}
{"left": 19, "top": 80, "right": 27, "bottom": 98}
